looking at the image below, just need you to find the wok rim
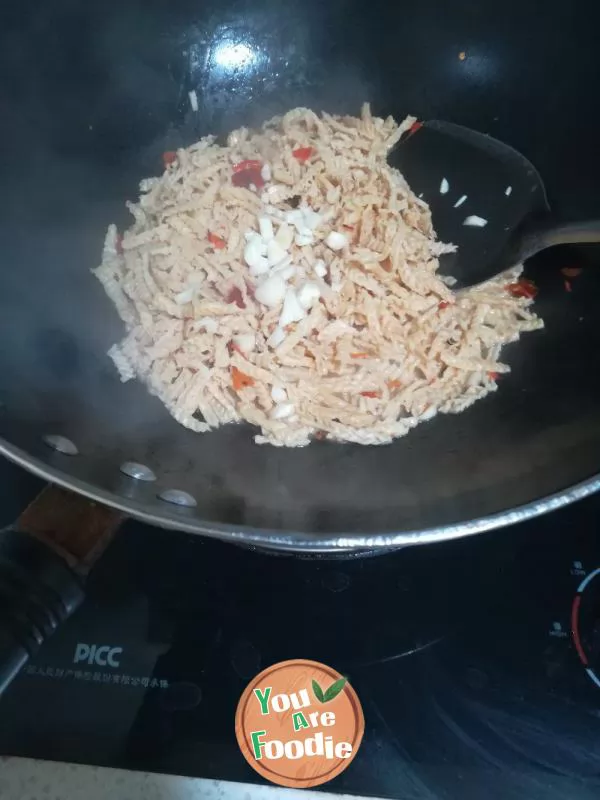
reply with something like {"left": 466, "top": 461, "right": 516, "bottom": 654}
{"left": 1, "top": 437, "right": 598, "bottom": 553}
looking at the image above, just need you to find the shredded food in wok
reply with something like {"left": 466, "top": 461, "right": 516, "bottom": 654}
{"left": 93, "top": 104, "right": 543, "bottom": 447}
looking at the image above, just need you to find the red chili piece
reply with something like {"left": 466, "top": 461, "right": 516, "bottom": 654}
{"left": 231, "top": 366, "right": 254, "bottom": 391}
{"left": 225, "top": 287, "right": 246, "bottom": 309}
{"left": 233, "top": 159, "right": 262, "bottom": 173}
{"left": 232, "top": 167, "right": 264, "bottom": 189}
{"left": 505, "top": 278, "right": 538, "bottom": 299}
{"left": 404, "top": 121, "right": 423, "bottom": 140}
{"left": 561, "top": 267, "right": 582, "bottom": 278}
{"left": 292, "top": 147, "right": 314, "bottom": 162}
{"left": 162, "top": 151, "right": 177, "bottom": 167}
{"left": 207, "top": 232, "right": 226, "bottom": 249}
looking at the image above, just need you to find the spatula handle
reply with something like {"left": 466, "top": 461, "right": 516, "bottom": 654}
{"left": 523, "top": 219, "right": 600, "bottom": 259}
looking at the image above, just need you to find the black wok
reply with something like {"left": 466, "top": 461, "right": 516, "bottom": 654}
{"left": 1, "top": 0, "right": 600, "bottom": 552}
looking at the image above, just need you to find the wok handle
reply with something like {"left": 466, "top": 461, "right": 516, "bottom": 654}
{"left": 520, "top": 219, "right": 600, "bottom": 261}
{"left": 0, "top": 527, "right": 84, "bottom": 694}
{"left": 0, "top": 487, "right": 123, "bottom": 696}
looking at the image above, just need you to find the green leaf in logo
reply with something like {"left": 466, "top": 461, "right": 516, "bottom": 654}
{"left": 323, "top": 677, "right": 347, "bottom": 703}
{"left": 312, "top": 679, "right": 325, "bottom": 703}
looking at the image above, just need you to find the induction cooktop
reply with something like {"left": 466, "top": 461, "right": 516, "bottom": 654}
{"left": 0, "top": 458, "right": 600, "bottom": 799}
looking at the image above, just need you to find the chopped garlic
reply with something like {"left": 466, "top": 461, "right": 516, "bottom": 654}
{"left": 505, "top": 185, "right": 512, "bottom": 196}
{"left": 270, "top": 402, "right": 295, "bottom": 420}
{"left": 195, "top": 317, "right": 219, "bottom": 334}
{"left": 267, "top": 239, "right": 288, "bottom": 267}
{"left": 255, "top": 274, "right": 287, "bottom": 308}
{"left": 271, "top": 255, "right": 292, "bottom": 271}
{"left": 232, "top": 333, "right": 255, "bottom": 354}
{"left": 286, "top": 205, "right": 324, "bottom": 234}
{"left": 261, "top": 163, "right": 272, "bottom": 182}
{"left": 268, "top": 326, "right": 286, "bottom": 348}
{"left": 314, "top": 259, "right": 327, "bottom": 278}
{"left": 264, "top": 205, "right": 287, "bottom": 221}
{"left": 454, "top": 195, "right": 467, "bottom": 208}
{"left": 440, "top": 178, "right": 449, "bottom": 194}
{"left": 279, "top": 288, "right": 306, "bottom": 327}
{"left": 258, "top": 217, "right": 274, "bottom": 241}
{"left": 325, "top": 231, "right": 348, "bottom": 251}
{"left": 297, "top": 281, "right": 321, "bottom": 310}
{"left": 244, "top": 239, "right": 270, "bottom": 276}
{"left": 274, "top": 222, "right": 294, "bottom": 250}
{"left": 295, "top": 232, "right": 314, "bottom": 247}
{"left": 273, "top": 264, "right": 296, "bottom": 281}
{"left": 175, "top": 287, "right": 196, "bottom": 304}
{"left": 463, "top": 215, "right": 488, "bottom": 227}
{"left": 271, "top": 385, "right": 288, "bottom": 403}
{"left": 285, "top": 209, "right": 305, "bottom": 230}
{"left": 188, "top": 90, "right": 198, "bottom": 112}
{"left": 250, "top": 261, "right": 270, "bottom": 277}
{"left": 302, "top": 208, "right": 323, "bottom": 230}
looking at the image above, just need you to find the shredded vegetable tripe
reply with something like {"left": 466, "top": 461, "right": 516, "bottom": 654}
{"left": 93, "top": 104, "right": 543, "bottom": 447}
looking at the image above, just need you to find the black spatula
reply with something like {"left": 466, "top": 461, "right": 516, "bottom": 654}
{"left": 390, "top": 121, "right": 600, "bottom": 288}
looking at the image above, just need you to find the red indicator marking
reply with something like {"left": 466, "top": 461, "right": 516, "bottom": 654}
{"left": 571, "top": 594, "right": 588, "bottom": 666}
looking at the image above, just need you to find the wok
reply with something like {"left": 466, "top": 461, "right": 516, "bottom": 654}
{"left": 1, "top": 0, "right": 600, "bottom": 553}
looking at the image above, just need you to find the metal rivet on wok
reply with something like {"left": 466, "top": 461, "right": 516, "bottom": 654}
{"left": 158, "top": 489, "right": 197, "bottom": 508}
{"left": 42, "top": 434, "right": 79, "bottom": 456}
{"left": 120, "top": 461, "right": 157, "bottom": 482}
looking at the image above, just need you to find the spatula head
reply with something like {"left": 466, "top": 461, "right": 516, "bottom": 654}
{"left": 389, "top": 121, "right": 550, "bottom": 288}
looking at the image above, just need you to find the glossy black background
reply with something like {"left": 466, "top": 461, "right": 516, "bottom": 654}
{"left": 2, "top": 0, "right": 598, "bottom": 212}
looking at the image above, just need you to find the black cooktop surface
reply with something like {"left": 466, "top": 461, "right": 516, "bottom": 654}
{"left": 1, "top": 459, "right": 600, "bottom": 799}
